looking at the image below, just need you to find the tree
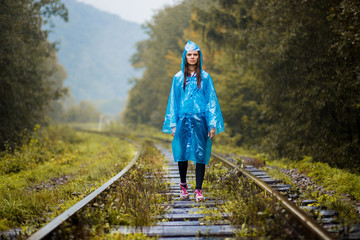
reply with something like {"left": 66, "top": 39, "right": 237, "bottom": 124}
{"left": 193, "top": 0, "right": 360, "bottom": 168}
{"left": 62, "top": 101, "right": 100, "bottom": 123}
{"left": 123, "top": 1, "right": 192, "bottom": 128}
{"left": 192, "top": 0, "right": 266, "bottom": 147}
{"left": 0, "top": 0, "right": 68, "bottom": 148}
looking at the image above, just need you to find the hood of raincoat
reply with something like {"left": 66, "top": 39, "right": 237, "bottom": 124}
{"left": 181, "top": 40, "right": 203, "bottom": 73}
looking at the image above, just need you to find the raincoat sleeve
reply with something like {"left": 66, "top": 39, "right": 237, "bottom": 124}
{"left": 162, "top": 75, "right": 180, "bottom": 134}
{"left": 205, "top": 74, "right": 225, "bottom": 134}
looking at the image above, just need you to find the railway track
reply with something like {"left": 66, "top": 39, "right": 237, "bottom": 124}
{"left": 113, "top": 142, "right": 336, "bottom": 240}
{"left": 23, "top": 132, "right": 344, "bottom": 239}
{"left": 113, "top": 145, "right": 237, "bottom": 239}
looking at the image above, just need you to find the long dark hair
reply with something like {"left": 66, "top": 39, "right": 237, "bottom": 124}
{"left": 183, "top": 52, "right": 202, "bottom": 90}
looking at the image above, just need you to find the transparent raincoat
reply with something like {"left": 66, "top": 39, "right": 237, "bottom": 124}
{"left": 162, "top": 40, "right": 225, "bottom": 165}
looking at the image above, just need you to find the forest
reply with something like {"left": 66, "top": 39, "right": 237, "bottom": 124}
{"left": 0, "top": 0, "right": 68, "bottom": 148}
{"left": 123, "top": 0, "right": 360, "bottom": 170}
{"left": 0, "top": 0, "right": 359, "bottom": 169}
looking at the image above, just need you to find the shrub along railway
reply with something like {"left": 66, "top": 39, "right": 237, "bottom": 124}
{"left": 23, "top": 130, "right": 355, "bottom": 239}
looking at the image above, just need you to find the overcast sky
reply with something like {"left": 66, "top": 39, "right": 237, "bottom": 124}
{"left": 75, "top": 0, "right": 179, "bottom": 24}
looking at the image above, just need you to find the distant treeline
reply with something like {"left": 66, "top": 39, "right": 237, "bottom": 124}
{"left": 0, "top": 0, "right": 68, "bottom": 149}
{"left": 123, "top": 0, "right": 360, "bottom": 169}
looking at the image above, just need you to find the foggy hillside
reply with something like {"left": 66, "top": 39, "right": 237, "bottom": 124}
{"left": 48, "top": 0, "right": 146, "bottom": 114}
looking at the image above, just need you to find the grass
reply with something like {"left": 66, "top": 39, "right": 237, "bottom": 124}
{"left": 262, "top": 167, "right": 293, "bottom": 184}
{"left": 67, "top": 122, "right": 100, "bottom": 131}
{"left": 0, "top": 124, "right": 138, "bottom": 232}
{"left": 213, "top": 142, "right": 360, "bottom": 199}
{"left": 295, "top": 157, "right": 360, "bottom": 201}
{"left": 105, "top": 122, "right": 172, "bottom": 142}
{"left": 203, "top": 161, "right": 296, "bottom": 239}
{"left": 264, "top": 156, "right": 360, "bottom": 223}
{"left": 212, "top": 144, "right": 360, "bottom": 224}
{"left": 49, "top": 141, "right": 169, "bottom": 239}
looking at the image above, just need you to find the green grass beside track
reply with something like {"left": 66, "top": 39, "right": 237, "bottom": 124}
{"left": 0, "top": 124, "right": 137, "bottom": 232}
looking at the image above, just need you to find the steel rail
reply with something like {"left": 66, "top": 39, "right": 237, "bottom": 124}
{"left": 28, "top": 136, "right": 141, "bottom": 240}
{"left": 211, "top": 152, "right": 335, "bottom": 240}
{"left": 141, "top": 135, "right": 335, "bottom": 239}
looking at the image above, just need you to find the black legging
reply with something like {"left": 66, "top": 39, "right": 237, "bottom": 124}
{"left": 178, "top": 161, "right": 205, "bottom": 190}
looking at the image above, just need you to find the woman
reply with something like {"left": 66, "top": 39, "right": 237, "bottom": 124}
{"left": 162, "top": 40, "right": 225, "bottom": 202}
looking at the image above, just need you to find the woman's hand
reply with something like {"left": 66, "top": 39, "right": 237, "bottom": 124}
{"left": 208, "top": 128, "right": 215, "bottom": 140}
{"left": 171, "top": 127, "right": 176, "bottom": 137}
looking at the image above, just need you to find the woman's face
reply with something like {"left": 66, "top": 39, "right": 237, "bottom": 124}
{"left": 186, "top": 50, "right": 199, "bottom": 65}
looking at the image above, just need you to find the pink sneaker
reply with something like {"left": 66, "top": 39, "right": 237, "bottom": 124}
{"left": 194, "top": 189, "right": 205, "bottom": 202}
{"left": 180, "top": 183, "right": 189, "bottom": 199}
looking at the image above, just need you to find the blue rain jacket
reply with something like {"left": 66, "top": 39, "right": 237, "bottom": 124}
{"left": 162, "top": 40, "right": 225, "bottom": 165}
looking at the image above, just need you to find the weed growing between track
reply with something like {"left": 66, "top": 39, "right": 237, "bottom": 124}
{"left": 0, "top": 125, "right": 136, "bottom": 233}
{"left": 203, "top": 161, "right": 297, "bottom": 239}
{"left": 50, "top": 141, "right": 168, "bottom": 239}
{"left": 213, "top": 143, "right": 360, "bottom": 226}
